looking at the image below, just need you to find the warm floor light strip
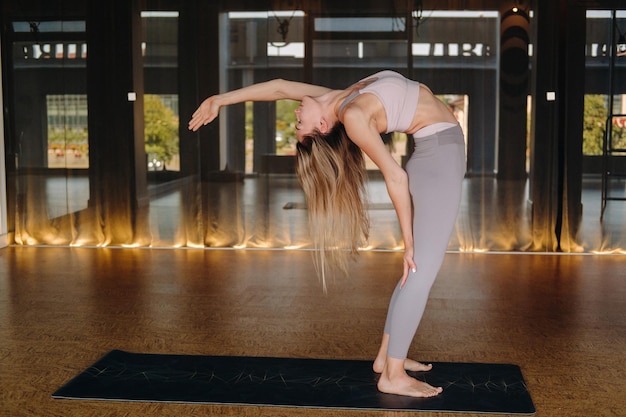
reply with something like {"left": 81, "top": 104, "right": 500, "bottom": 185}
{"left": 8, "top": 243, "right": 626, "bottom": 256}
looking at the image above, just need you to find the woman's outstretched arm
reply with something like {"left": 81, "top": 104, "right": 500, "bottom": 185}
{"left": 188, "top": 79, "right": 332, "bottom": 131}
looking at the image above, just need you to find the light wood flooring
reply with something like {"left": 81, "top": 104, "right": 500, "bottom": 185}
{"left": 1, "top": 246, "right": 625, "bottom": 416}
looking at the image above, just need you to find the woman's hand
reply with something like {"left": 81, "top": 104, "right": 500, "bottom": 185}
{"left": 401, "top": 247, "right": 417, "bottom": 287}
{"left": 188, "top": 95, "right": 221, "bottom": 132}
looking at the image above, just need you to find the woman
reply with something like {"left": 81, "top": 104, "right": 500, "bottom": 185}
{"left": 189, "top": 70, "right": 466, "bottom": 398}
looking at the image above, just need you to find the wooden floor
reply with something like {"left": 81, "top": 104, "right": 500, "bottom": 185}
{"left": 1, "top": 246, "right": 625, "bottom": 417}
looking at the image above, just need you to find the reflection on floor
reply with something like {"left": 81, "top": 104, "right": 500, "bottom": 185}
{"left": 148, "top": 174, "right": 626, "bottom": 252}
{"left": 16, "top": 173, "right": 626, "bottom": 251}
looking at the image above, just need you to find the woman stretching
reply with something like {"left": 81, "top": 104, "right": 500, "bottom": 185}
{"left": 189, "top": 70, "right": 466, "bottom": 398}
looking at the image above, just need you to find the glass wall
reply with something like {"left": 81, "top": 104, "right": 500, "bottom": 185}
{"left": 142, "top": 11, "right": 180, "bottom": 175}
{"left": 2, "top": 2, "right": 625, "bottom": 253}
{"left": 8, "top": 20, "right": 89, "bottom": 243}
{"left": 205, "top": 10, "right": 310, "bottom": 248}
{"left": 580, "top": 9, "right": 626, "bottom": 251}
{"left": 211, "top": 8, "right": 505, "bottom": 250}
{"left": 223, "top": 11, "right": 306, "bottom": 175}
{"left": 312, "top": 14, "right": 412, "bottom": 171}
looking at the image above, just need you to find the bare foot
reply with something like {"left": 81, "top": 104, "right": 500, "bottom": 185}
{"left": 373, "top": 356, "right": 432, "bottom": 373}
{"left": 377, "top": 371, "right": 443, "bottom": 398}
{"left": 373, "top": 333, "right": 432, "bottom": 373}
{"left": 403, "top": 358, "right": 433, "bottom": 372}
{"left": 376, "top": 356, "right": 442, "bottom": 398}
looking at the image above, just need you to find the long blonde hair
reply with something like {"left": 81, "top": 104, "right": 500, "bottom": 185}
{"left": 296, "top": 123, "right": 369, "bottom": 291}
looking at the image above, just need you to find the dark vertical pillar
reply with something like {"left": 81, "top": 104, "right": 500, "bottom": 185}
{"left": 529, "top": 0, "right": 585, "bottom": 251}
{"left": 197, "top": 1, "right": 221, "bottom": 180}
{"left": 253, "top": 101, "right": 276, "bottom": 173}
{"left": 529, "top": 0, "right": 560, "bottom": 250}
{"left": 1, "top": 3, "right": 16, "bottom": 239}
{"left": 497, "top": 5, "right": 530, "bottom": 180}
{"left": 178, "top": 1, "right": 200, "bottom": 178}
{"left": 251, "top": 24, "right": 275, "bottom": 174}
{"left": 560, "top": 3, "right": 585, "bottom": 249}
{"left": 176, "top": 0, "right": 209, "bottom": 246}
{"left": 303, "top": 6, "right": 313, "bottom": 83}
{"left": 87, "top": 0, "right": 147, "bottom": 244}
{"left": 466, "top": 71, "right": 498, "bottom": 176}
{"left": 179, "top": 0, "right": 220, "bottom": 179}
{"left": 226, "top": 85, "right": 246, "bottom": 173}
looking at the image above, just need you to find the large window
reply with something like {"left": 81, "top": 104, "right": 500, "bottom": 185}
{"left": 142, "top": 11, "right": 180, "bottom": 175}
{"left": 9, "top": 20, "right": 90, "bottom": 236}
{"left": 225, "top": 11, "right": 305, "bottom": 174}
{"left": 4, "top": 4, "right": 624, "bottom": 253}
{"left": 585, "top": 10, "right": 626, "bottom": 158}
{"left": 46, "top": 95, "right": 88, "bottom": 169}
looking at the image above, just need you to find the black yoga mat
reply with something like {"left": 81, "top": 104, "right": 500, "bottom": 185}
{"left": 53, "top": 350, "right": 535, "bottom": 414}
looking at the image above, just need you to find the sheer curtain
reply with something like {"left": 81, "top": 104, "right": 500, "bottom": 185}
{"left": 4, "top": 4, "right": 626, "bottom": 254}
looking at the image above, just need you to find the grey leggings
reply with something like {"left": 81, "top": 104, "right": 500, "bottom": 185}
{"left": 384, "top": 124, "right": 466, "bottom": 359}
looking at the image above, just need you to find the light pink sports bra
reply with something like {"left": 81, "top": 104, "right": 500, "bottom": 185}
{"left": 338, "top": 70, "right": 420, "bottom": 133}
